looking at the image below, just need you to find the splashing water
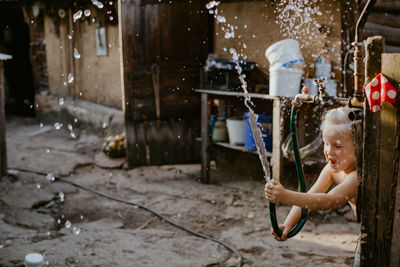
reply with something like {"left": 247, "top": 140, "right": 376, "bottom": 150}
{"left": 59, "top": 192, "right": 65, "bottom": 202}
{"left": 92, "top": 0, "right": 104, "bottom": 9}
{"left": 207, "top": 2, "right": 271, "bottom": 183}
{"left": 74, "top": 48, "right": 81, "bottom": 59}
{"left": 46, "top": 173, "right": 56, "bottom": 182}
{"left": 54, "top": 123, "right": 62, "bottom": 130}
{"left": 72, "top": 226, "right": 81, "bottom": 235}
{"left": 73, "top": 10, "right": 83, "bottom": 22}
{"left": 68, "top": 73, "right": 74, "bottom": 84}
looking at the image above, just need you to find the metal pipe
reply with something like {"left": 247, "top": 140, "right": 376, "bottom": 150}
{"left": 351, "top": 42, "right": 365, "bottom": 108}
{"left": 349, "top": 109, "right": 364, "bottom": 121}
{"left": 350, "top": 0, "right": 376, "bottom": 108}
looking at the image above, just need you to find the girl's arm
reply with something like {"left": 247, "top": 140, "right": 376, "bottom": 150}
{"left": 266, "top": 168, "right": 358, "bottom": 210}
{"left": 267, "top": 165, "right": 333, "bottom": 241}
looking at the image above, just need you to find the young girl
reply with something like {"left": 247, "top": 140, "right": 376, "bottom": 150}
{"left": 265, "top": 106, "right": 359, "bottom": 242}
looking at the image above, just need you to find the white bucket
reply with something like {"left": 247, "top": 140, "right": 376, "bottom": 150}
{"left": 269, "top": 67, "right": 304, "bottom": 97}
{"left": 226, "top": 117, "right": 245, "bottom": 145}
{"left": 265, "top": 39, "right": 304, "bottom": 69}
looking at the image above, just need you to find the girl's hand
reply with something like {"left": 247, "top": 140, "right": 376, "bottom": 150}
{"left": 271, "top": 224, "right": 290, "bottom": 241}
{"left": 265, "top": 179, "right": 287, "bottom": 203}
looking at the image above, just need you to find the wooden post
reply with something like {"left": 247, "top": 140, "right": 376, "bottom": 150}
{"left": 271, "top": 98, "right": 283, "bottom": 182}
{"left": 361, "top": 35, "right": 400, "bottom": 265}
{"left": 0, "top": 61, "right": 6, "bottom": 178}
{"left": 200, "top": 93, "right": 210, "bottom": 183}
{"left": 360, "top": 36, "right": 384, "bottom": 266}
{"left": 381, "top": 53, "right": 400, "bottom": 267}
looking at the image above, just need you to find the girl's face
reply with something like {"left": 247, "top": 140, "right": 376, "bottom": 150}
{"left": 323, "top": 126, "right": 355, "bottom": 174}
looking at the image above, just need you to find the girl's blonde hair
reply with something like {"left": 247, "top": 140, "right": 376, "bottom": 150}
{"left": 320, "top": 106, "right": 356, "bottom": 138}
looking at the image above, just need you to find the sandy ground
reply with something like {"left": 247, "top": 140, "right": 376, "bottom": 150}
{"left": 0, "top": 116, "right": 359, "bottom": 266}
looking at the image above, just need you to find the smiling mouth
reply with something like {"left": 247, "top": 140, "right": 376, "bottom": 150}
{"left": 329, "top": 159, "right": 338, "bottom": 166}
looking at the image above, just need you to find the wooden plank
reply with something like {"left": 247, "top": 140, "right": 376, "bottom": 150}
{"left": 360, "top": 36, "right": 385, "bottom": 266}
{"left": 200, "top": 93, "right": 210, "bottom": 183}
{"left": 368, "top": 12, "right": 400, "bottom": 28}
{"left": 364, "top": 22, "right": 400, "bottom": 46}
{"left": 271, "top": 98, "right": 282, "bottom": 182}
{"left": 352, "top": 121, "right": 363, "bottom": 222}
{"left": 364, "top": 36, "right": 385, "bottom": 84}
{"left": 381, "top": 53, "right": 400, "bottom": 267}
{"left": 377, "top": 102, "right": 397, "bottom": 266}
{"left": 391, "top": 154, "right": 400, "bottom": 267}
{"left": 360, "top": 103, "right": 380, "bottom": 266}
{"left": 0, "top": 61, "right": 6, "bottom": 178}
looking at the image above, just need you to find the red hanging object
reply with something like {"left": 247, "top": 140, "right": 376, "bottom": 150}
{"left": 364, "top": 73, "right": 397, "bottom": 112}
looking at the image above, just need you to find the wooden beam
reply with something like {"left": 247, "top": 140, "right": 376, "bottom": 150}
{"left": 200, "top": 93, "right": 210, "bottom": 183}
{"left": 381, "top": 53, "right": 400, "bottom": 267}
{"left": 373, "top": 2, "right": 400, "bottom": 13}
{"left": 364, "top": 22, "right": 400, "bottom": 46}
{"left": 368, "top": 12, "right": 400, "bottom": 28}
{"left": 0, "top": 61, "right": 6, "bottom": 178}
{"left": 271, "top": 98, "right": 283, "bottom": 182}
{"left": 364, "top": 36, "right": 385, "bottom": 84}
{"left": 360, "top": 36, "right": 385, "bottom": 266}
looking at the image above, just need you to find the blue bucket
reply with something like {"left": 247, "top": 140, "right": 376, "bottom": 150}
{"left": 244, "top": 112, "right": 272, "bottom": 151}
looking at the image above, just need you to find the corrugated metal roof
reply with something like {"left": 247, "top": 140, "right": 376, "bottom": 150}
{"left": 0, "top": 53, "right": 12, "bottom": 61}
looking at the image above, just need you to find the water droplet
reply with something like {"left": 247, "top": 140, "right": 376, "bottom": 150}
{"left": 59, "top": 192, "right": 65, "bottom": 202}
{"left": 92, "top": 0, "right": 104, "bottom": 9}
{"left": 72, "top": 226, "right": 81, "bottom": 235}
{"left": 59, "top": 98, "right": 64, "bottom": 105}
{"left": 40, "top": 123, "right": 43, "bottom": 127}
{"left": 57, "top": 219, "right": 61, "bottom": 224}
{"left": 84, "top": 9, "right": 91, "bottom": 17}
{"left": 74, "top": 48, "right": 81, "bottom": 59}
{"left": 102, "top": 122, "right": 108, "bottom": 128}
{"left": 47, "top": 173, "right": 56, "bottom": 182}
{"left": 68, "top": 73, "right": 74, "bottom": 84}
{"left": 36, "top": 183, "right": 41, "bottom": 189}
{"left": 65, "top": 220, "right": 71, "bottom": 229}
{"left": 73, "top": 10, "right": 83, "bottom": 22}
{"left": 68, "top": 34, "right": 72, "bottom": 40}
{"left": 46, "top": 148, "right": 51, "bottom": 154}
{"left": 54, "top": 123, "right": 62, "bottom": 130}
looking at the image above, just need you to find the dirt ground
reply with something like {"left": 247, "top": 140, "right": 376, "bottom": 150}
{"left": 0, "top": 116, "right": 359, "bottom": 266}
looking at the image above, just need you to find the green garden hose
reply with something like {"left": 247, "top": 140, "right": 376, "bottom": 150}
{"left": 269, "top": 106, "right": 308, "bottom": 238}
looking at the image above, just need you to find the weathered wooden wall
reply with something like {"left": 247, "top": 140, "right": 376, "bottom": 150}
{"left": 360, "top": 34, "right": 400, "bottom": 265}
{"left": 364, "top": 0, "right": 400, "bottom": 53}
{"left": 214, "top": 0, "right": 344, "bottom": 94}
{"left": 44, "top": 4, "right": 122, "bottom": 109}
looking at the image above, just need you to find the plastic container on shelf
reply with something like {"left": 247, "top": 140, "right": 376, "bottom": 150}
{"left": 244, "top": 112, "right": 272, "bottom": 151}
{"left": 226, "top": 116, "right": 245, "bottom": 145}
{"left": 211, "top": 117, "right": 228, "bottom": 142}
{"left": 265, "top": 39, "right": 305, "bottom": 69}
{"left": 269, "top": 67, "right": 304, "bottom": 97}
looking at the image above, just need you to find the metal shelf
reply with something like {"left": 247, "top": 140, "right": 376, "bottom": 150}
{"left": 213, "top": 141, "right": 272, "bottom": 156}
